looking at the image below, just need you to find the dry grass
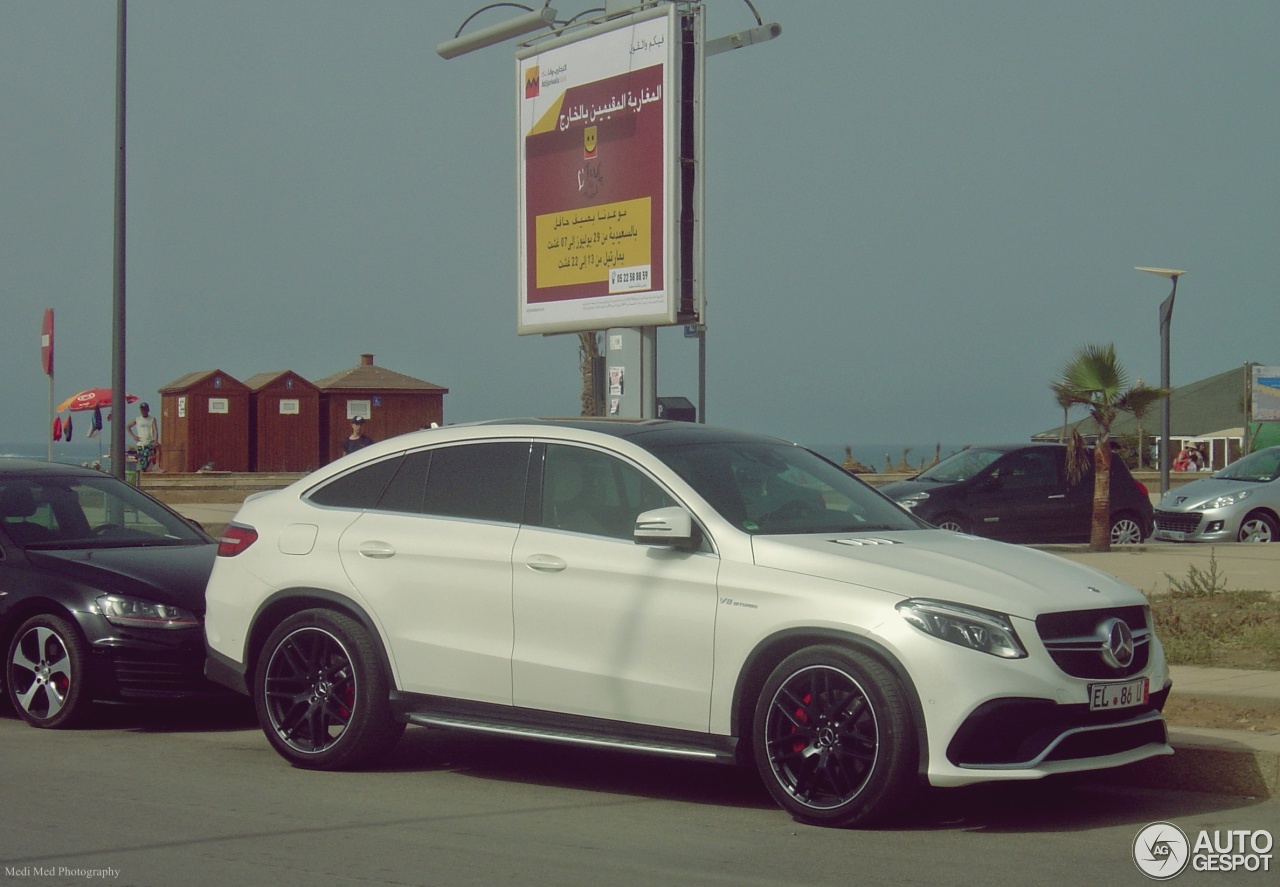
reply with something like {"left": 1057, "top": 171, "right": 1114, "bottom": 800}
{"left": 1146, "top": 550, "right": 1280, "bottom": 670}
{"left": 1146, "top": 551, "right": 1280, "bottom": 730}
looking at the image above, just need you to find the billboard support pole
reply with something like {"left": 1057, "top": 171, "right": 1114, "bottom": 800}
{"left": 641, "top": 327, "right": 658, "bottom": 418}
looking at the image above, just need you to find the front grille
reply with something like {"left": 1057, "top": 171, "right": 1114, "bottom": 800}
{"left": 113, "top": 652, "right": 212, "bottom": 698}
{"left": 1153, "top": 509, "right": 1202, "bottom": 534}
{"left": 1036, "top": 606, "right": 1151, "bottom": 679}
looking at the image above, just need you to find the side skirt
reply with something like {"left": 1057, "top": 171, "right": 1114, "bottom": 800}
{"left": 389, "top": 692, "right": 739, "bottom": 763}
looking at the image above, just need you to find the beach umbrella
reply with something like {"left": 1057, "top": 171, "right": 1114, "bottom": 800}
{"left": 55, "top": 388, "right": 139, "bottom": 413}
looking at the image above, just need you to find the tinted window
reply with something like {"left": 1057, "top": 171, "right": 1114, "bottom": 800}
{"left": 991, "top": 449, "right": 1059, "bottom": 489}
{"left": 377, "top": 450, "right": 432, "bottom": 513}
{"left": 538, "top": 444, "right": 676, "bottom": 539}
{"left": 0, "top": 476, "right": 206, "bottom": 548}
{"left": 309, "top": 456, "right": 403, "bottom": 509}
{"left": 916, "top": 447, "right": 1005, "bottom": 483}
{"left": 422, "top": 442, "right": 529, "bottom": 523}
{"left": 653, "top": 441, "right": 921, "bottom": 535}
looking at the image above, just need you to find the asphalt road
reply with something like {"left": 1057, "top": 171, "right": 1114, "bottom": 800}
{"left": 1, "top": 701, "right": 1276, "bottom": 887}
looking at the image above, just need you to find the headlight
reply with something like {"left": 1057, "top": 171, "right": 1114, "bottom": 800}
{"left": 97, "top": 594, "right": 199, "bottom": 629}
{"left": 1198, "top": 490, "right": 1250, "bottom": 510}
{"left": 896, "top": 599, "right": 1027, "bottom": 659}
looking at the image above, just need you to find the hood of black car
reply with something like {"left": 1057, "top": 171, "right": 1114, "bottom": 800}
{"left": 24, "top": 544, "right": 217, "bottom": 615}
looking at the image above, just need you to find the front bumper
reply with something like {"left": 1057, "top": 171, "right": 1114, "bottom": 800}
{"left": 72, "top": 612, "right": 226, "bottom": 701}
{"left": 946, "top": 683, "right": 1170, "bottom": 769}
{"left": 1153, "top": 507, "right": 1235, "bottom": 542}
{"left": 890, "top": 606, "right": 1173, "bottom": 788}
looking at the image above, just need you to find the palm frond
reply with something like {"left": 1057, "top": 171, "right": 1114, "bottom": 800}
{"left": 1064, "top": 428, "right": 1091, "bottom": 485}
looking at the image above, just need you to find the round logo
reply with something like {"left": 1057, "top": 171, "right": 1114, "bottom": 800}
{"left": 1133, "top": 821, "right": 1190, "bottom": 880}
{"left": 1101, "top": 617, "right": 1136, "bottom": 670}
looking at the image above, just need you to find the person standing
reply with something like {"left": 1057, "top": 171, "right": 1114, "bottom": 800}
{"left": 128, "top": 403, "right": 160, "bottom": 472}
{"left": 343, "top": 417, "right": 374, "bottom": 454}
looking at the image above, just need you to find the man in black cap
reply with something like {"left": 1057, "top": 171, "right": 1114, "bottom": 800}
{"left": 343, "top": 416, "right": 375, "bottom": 454}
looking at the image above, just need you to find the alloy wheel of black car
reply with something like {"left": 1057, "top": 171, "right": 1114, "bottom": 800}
{"left": 6, "top": 614, "right": 90, "bottom": 729}
{"left": 934, "top": 514, "right": 968, "bottom": 534}
{"left": 1238, "top": 511, "right": 1278, "bottom": 543}
{"left": 1108, "top": 512, "right": 1146, "bottom": 546}
{"left": 254, "top": 609, "right": 404, "bottom": 769}
{"left": 753, "top": 646, "right": 916, "bottom": 828}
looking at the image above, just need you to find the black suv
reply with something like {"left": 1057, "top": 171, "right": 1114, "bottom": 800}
{"left": 879, "top": 443, "right": 1153, "bottom": 544}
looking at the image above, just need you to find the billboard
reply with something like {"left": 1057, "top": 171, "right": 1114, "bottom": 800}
{"left": 517, "top": 6, "right": 683, "bottom": 335}
{"left": 1252, "top": 365, "right": 1280, "bottom": 422}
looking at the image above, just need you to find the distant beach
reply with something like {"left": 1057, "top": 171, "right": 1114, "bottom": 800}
{"left": 1, "top": 440, "right": 115, "bottom": 467}
{"left": 809, "top": 443, "right": 968, "bottom": 473}
{"left": 3, "top": 440, "right": 969, "bottom": 474}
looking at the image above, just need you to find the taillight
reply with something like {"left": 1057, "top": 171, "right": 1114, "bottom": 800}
{"left": 218, "top": 523, "right": 258, "bottom": 557}
{"left": 1134, "top": 479, "right": 1150, "bottom": 498}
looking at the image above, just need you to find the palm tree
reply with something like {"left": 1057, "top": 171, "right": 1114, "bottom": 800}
{"left": 1053, "top": 344, "right": 1169, "bottom": 551}
{"left": 578, "top": 331, "right": 601, "bottom": 416}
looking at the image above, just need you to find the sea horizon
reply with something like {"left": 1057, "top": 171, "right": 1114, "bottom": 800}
{"left": 4, "top": 439, "right": 969, "bottom": 473}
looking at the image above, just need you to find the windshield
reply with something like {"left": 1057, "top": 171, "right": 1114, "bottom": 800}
{"left": 914, "top": 447, "right": 1004, "bottom": 483}
{"left": 0, "top": 475, "right": 207, "bottom": 549}
{"left": 1214, "top": 447, "right": 1280, "bottom": 483}
{"left": 649, "top": 440, "right": 923, "bottom": 535}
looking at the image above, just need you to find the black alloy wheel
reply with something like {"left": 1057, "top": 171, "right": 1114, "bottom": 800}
{"left": 254, "top": 609, "right": 404, "bottom": 770}
{"left": 6, "top": 613, "right": 90, "bottom": 729}
{"left": 753, "top": 646, "right": 917, "bottom": 828}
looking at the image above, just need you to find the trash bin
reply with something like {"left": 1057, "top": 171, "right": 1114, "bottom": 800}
{"left": 125, "top": 469, "right": 139, "bottom": 486}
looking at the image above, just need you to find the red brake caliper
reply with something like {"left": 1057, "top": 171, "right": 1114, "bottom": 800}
{"left": 791, "top": 692, "right": 812, "bottom": 752}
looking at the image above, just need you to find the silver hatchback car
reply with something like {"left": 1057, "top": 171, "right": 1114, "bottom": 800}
{"left": 1153, "top": 445, "right": 1280, "bottom": 542}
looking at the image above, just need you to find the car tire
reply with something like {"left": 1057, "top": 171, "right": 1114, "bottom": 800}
{"left": 1108, "top": 512, "right": 1146, "bottom": 546}
{"left": 254, "top": 609, "right": 405, "bottom": 770}
{"left": 1237, "top": 511, "right": 1278, "bottom": 543}
{"left": 752, "top": 645, "right": 918, "bottom": 828}
{"left": 5, "top": 613, "right": 91, "bottom": 729}
{"left": 934, "top": 514, "right": 968, "bottom": 534}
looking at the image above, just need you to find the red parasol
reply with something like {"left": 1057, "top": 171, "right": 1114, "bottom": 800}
{"left": 56, "top": 388, "right": 140, "bottom": 413}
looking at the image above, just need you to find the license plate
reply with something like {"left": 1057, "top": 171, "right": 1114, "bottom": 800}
{"left": 1089, "top": 677, "right": 1149, "bottom": 711}
{"left": 1157, "top": 529, "right": 1186, "bottom": 542}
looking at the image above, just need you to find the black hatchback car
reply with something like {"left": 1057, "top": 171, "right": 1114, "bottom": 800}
{"left": 879, "top": 443, "right": 1153, "bottom": 545}
{"left": 1, "top": 459, "right": 218, "bottom": 728}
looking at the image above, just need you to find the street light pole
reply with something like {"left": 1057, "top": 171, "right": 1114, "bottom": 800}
{"left": 111, "top": 0, "right": 128, "bottom": 479}
{"left": 1136, "top": 266, "right": 1186, "bottom": 497}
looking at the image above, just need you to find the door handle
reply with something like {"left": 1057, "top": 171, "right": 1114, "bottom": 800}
{"left": 357, "top": 541, "right": 396, "bottom": 559}
{"left": 1048, "top": 494, "right": 1066, "bottom": 499}
{"left": 525, "top": 553, "right": 567, "bottom": 573}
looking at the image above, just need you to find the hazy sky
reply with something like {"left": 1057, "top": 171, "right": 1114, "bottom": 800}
{"left": 3, "top": 1, "right": 1276, "bottom": 450}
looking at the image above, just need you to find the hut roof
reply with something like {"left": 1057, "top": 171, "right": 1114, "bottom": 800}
{"left": 313, "top": 354, "right": 448, "bottom": 393}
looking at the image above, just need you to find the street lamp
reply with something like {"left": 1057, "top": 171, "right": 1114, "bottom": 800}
{"left": 437, "top": 5, "right": 557, "bottom": 59}
{"left": 1135, "top": 266, "right": 1186, "bottom": 497}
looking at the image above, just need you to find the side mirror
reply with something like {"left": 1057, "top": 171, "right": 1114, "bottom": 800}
{"left": 634, "top": 506, "right": 700, "bottom": 551}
